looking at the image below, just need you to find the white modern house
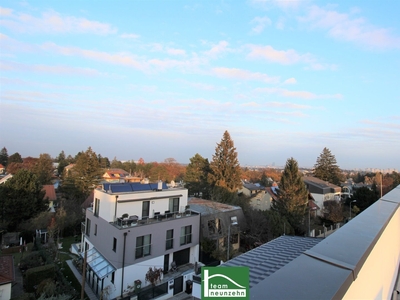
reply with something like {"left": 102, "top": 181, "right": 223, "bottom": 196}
{"left": 303, "top": 176, "right": 341, "bottom": 216}
{"left": 80, "top": 181, "right": 200, "bottom": 299}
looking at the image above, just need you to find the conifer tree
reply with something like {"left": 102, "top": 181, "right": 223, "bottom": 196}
{"left": 0, "top": 147, "right": 8, "bottom": 167}
{"left": 184, "top": 153, "right": 211, "bottom": 198}
{"left": 272, "top": 157, "right": 308, "bottom": 235}
{"left": 313, "top": 147, "right": 342, "bottom": 185}
{"left": 208, "top": 131, "right": 242, "bottom": 202}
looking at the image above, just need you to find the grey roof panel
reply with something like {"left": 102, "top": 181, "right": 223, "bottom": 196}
{"left": 220, "top": 235, "right": 322, "bottom": 288}
{"left": 249, "top": 185, "right": 400, "bottom": 300}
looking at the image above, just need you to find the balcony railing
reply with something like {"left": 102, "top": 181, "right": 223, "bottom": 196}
{"left": 112, "top": 210, "right": 198, "bottom": 229}
{"left": 81, "top": 222, "right": 86, "bottom": 234}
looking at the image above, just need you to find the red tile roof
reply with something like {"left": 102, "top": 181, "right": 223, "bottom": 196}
{"left": 0, "top": 255, "right": 14, "bottom": 285}
{"left": 42, "top": 185, "right": 57, "bottom": 201}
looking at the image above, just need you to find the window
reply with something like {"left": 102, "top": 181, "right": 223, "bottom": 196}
{"left": 94, "top": 198, "right": 100, "bottom": 217}
{"left": 169, "top": 198, "right": 180, "bottom": 212}
{"left": 142, "top": 201, "right": 150, "bottom": 218}
{"left": 208, "top": 219, "right": 221, "bottom": 235}
{"left": 86, "top": 218, "right": 91, "bottom": 236}
{"left": 136, "top": 234, "right": 151, "bottom": 259}
{"left": 94, "top": 224, "right": 97, "bottom": 236}
{"left": 111, "top": 272, "right": 115, "bottom": 284}
{"left": 166, "top": 229, "right": 174, "bottom": 250}
{"left": 112, "top": 238, "right": 117, "bottom": 252}
{"left": 231, "top": 216, "right": 238, "bottom": 225}
{"left": 180, "top": 225, "right": 192, "bottom": 245}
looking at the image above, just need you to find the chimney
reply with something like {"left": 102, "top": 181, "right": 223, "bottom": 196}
{"left": 157, "top": 180, "right": 162, "bottom": 191}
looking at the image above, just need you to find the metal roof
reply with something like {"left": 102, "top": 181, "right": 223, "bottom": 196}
{"left": 249, "top": 185, "right": 400, "bottom": 300}
{"left": 220, "top": 235, "right": 323, "bottom": 288}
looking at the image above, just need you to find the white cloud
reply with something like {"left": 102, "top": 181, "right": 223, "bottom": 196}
{"left": 247, "top": 44, "right": 314, "bottom": 64}
{"left": 205, "top": 41, "right": 230, "bottom": 58}
{"left": 250, "top": 16, "right": 272, "bottom": 34}
{"left": 298, "top": 5, "right": 400, "bottom": 49}
{"left": 120, "top": 33, "right": 140, "bottom": 39}
{"left": 255, "top": 87, "right": 343, "bottom": 100}
{"left": 283, "top": 77, "right": 297, "bottom": 84}
{"left": 0, "top": 6, "right": 13, "bottom": 16}
{"left": 212, "top": 67, "right": 280, "bottom": 83}
{"left": 0, "top": 8, "right": 116, "bottom": 34}
{"left": 166, "top": 48, "right": 186, "bottom": 56}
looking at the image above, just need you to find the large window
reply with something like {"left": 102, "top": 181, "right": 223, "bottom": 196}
{"left": 136, "top": 234, "right": 151, "bottom": 259}
{"left": 169, "top": 198, "right": 180, "bottom": 213}
{"left": 86, "top": 218, "right": 91, "bottom": 236}
{"left": 180, "top": 225, "right": 192, "bottom": 246}
{"left": 166, "top": 229, "right": 174, "bottom": 250}
{"left": 142, "top": 201, "right": 150, "bottom": 218}
{"left": 94, "top": 198, "right": 100, "bottom": 217}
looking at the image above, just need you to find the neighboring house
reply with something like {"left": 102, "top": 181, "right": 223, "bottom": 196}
{"left": 80, "top": 181, "right": 200, "bottom": 300}
{"left": 43, "top": 184, "right": 57, "bottom": 211}
{"left": 239, "top": 182, "right": 274, "bottom": 211}
{"left": 303, "top": 176, "right": 341, "bottom": 216}
{"left": 0, "top": 174, "right": 13, "bottom": 185}
{"left": 0, "top": 164, "right": 5, "bottom": 174}
{"left": 188, "top": 198, "right": 245, "bottom": 257}
{"left": 63, "top": 164, "right": 75, "bottom": 175}
{"left": 102, "top": 169, "right": 130, "bottom": 183}
{"left": 0, "top": 255, "right": 14, "bottom": 300}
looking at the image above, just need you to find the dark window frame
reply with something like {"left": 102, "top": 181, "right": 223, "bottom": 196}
{"left": 166, "top": 229, "right": 174, "bottom": 250}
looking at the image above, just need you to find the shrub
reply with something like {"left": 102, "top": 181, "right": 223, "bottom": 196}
{"left": 25, "top": 264, "right": 55, "bottom": 292}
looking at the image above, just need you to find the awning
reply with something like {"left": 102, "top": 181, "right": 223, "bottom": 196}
{"left": 81, "top": 247, "right": 116, "bottom": 279}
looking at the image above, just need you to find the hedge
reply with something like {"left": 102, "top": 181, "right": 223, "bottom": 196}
{"left": 25, "top": 264, "right": 55, "bottom": 293}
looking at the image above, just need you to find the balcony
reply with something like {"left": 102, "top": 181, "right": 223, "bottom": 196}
{"left": 112, "top": 210, "right": 198, "bottom": 229}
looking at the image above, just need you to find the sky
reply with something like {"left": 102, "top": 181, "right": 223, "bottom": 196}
{"left": 1, "top": 0, "right": 399, "bottom": 171}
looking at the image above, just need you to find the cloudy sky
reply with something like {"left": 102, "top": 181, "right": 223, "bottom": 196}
{"left": 1, "top": 0, "right": 399, "bottom": 170}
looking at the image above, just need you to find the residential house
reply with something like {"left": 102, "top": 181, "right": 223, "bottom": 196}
{"left": 0, "top": 174, "right": 13, "bottom": 185}
{"left": 63, "top": 164, "right": 75, "bottom": 176}
{"left": 0, "top": 255, "right": 14, "bottom": 300}
{"left": 0, "top": 164, "right": 5, "bottom": 174}
{"left": 239, "top": 182, "right": 274, "bottom": 211}
{"left": 79, "top": 181, "right": 200, "bottom": 299}
{"left": 303, "top": 176, "right": 341, "bottom": 216}
{"left": 102, "top": 169, "right": 130, "bottom": 183}
{"left": 42, "top": 184, "right": 57, "bottom": 211}
{"left": 188, "top": 198, "right": 245, "bottom": 260}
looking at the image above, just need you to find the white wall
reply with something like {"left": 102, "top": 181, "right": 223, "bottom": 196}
{"left": 343, "top": 205, "right": 400, "bottom": 299}
{"left": 94, "top": 187, "right": 189, "bottom": 222}
{"left": 0, "top": 283, "right": 12, "bottom": 300}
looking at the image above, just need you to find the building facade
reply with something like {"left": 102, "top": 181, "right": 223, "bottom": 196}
{"left": 80, "top": 182, "right": 200, "bottom": 299}
{"left": 303, "top": 176, "right": 341, "bottom": 216}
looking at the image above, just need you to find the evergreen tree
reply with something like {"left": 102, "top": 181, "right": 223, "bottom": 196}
{"left": 69, "top": 147, "right": 102, "bottom": 196}
{"left": 313, "top": 147, "right": 342, "bottom": 185}
{"left": 0, "top": 169, "right": 47, "bottom": 231}
{"left": 0, "top": 147, "right": 8, "bottom": 167}
{"left": 272, "top": 157, "right": 308, "bottom": 235}
{"left": 208, "top": 131, "right": 242, "bottom": 203}
{"left": 184, "top": 153, "right": 211, "bottom": 198}
{"left": 8, "top": 152, "right": 23, "bottom": 164}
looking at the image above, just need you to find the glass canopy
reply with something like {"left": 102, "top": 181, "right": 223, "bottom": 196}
{"left": 82, "top": 247, "right": 116, "bottom": 279}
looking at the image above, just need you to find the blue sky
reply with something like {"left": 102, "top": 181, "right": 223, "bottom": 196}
{"left": 1, "top": 0, "right": 399, "bottom": 171}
